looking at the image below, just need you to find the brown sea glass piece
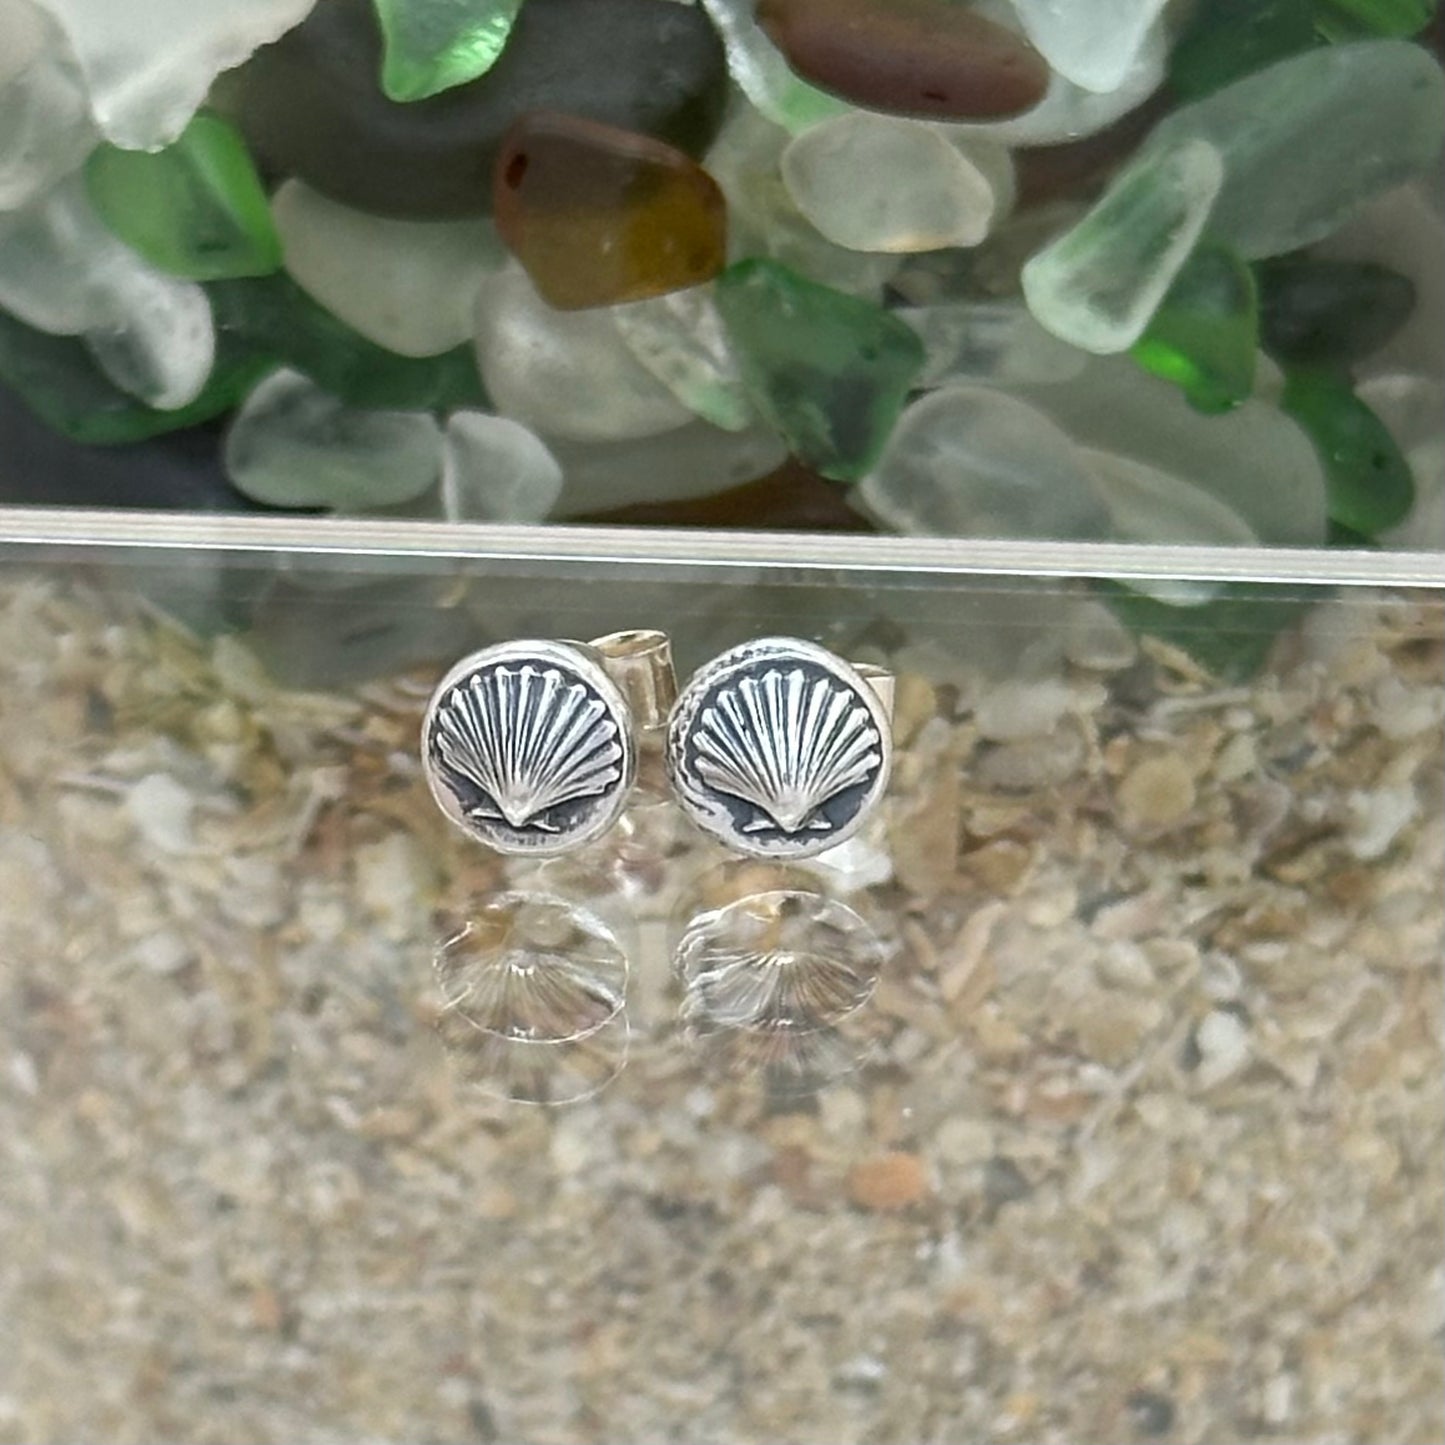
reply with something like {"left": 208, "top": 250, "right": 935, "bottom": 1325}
{"left": 577, "top": 457, "right": 874, "bottom": 531}
{"left": 494, "top": 112, "right": 728, "bottom": 309}
{"left": 756, "top": 0, "right": 1050, "bottom": 121}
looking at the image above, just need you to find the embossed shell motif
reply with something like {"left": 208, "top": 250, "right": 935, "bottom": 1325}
{"left": 692, "top": 668, "right": 882, "bottom": 835}
{"left": 431, "top": 665, "right": 624, "bottom": 832}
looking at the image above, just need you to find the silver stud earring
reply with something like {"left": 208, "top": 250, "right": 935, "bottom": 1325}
{"left": 665, "top": 637, "right": 894, "bottom": 860}
{"left": 422, "top": 631, "right": 675, "bottom": 856}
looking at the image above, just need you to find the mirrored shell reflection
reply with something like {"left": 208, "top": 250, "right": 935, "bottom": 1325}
{"left": 435, "top": 1011, "right": 631, "bottom": 1107}
{"left": 675, "top": 889, "right": 887, "bottom": 1089}
{"left": 432, "top": 892, "right": 631, "bottom": 1104}
{"left": 433, "top": 892, "right": 628, "bottom": 1043}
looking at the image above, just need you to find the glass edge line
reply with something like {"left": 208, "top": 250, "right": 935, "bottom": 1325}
{"left": 0, "top": 508, "right": 1441, "bottom": 588}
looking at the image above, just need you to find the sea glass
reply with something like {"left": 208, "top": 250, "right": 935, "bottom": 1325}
{"left": 272, "top": 180, "right": 502, "bottom": 357}
{"left": 755, "top": 0, "right": 1051, "bottom": 120}
{"left": 1131, "top": 240, "right": 1258, "bottom": 412}
{"left": 714, "top": 258, "right": 925, "bottom": 481}
{"left": 780, "top": 113, "right": 1013, "bottom": 253}
{"left": 493, "top": 113, "right": 726, "bottom": 309}
{"left": 223, "top": 367, "right": 443, "bottom": 510}
{"left": 34, "top": 0, "right": 316, "bottom": 149}
{"left": 85, "top": 113, "right": 281, "bottom": 281}
{"left": 1280, "top": 367, "right": 1416, "bottom": 534}
{"left": 372, "top": 0, "right": 523, "bottom": 102}
{"left": 0, "top": 0, "right": 95, "bottom": 210}
{"left": 1022, "top": 140, "right": 1225, "bottom": 354}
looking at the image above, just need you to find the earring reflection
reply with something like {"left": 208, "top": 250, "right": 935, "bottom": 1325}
{"left": 432, "top": 890, "right": 631, "bottom": 1105}
{"left": 672, "top": 863, "right": 890, "bottom": 1094}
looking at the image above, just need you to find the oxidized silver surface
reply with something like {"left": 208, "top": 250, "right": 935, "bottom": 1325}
{"left": 666, "top": 638, "right": 891, "bottom": 860}
{"left": 422, "top": 640, "right": 635, "bottom": 856}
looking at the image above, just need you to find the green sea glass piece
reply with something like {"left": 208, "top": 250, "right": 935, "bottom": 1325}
{"left": 714, "top": 258, "right": 925, "bottom": 482}
{"left": 1281, "top": 368, "right": 1415, "bottom": 534}
{"left": 1097, "top": 579, "right": 1316, "bottom": 682}
{"left": 1021, "top": 139, "right": 1225, "bottom": 355}
{"left": 1142, "top": 40, "right": 1445, "bottom": 260}
{"left": 372, "top": 0, "right": 523, "bottom": 102}
{"left": 1314, "top": 0, "right": 1437, "bottom": 39}
{"left": 1168, "top": 0, "right": 1318, "bottom": 100}
{"left": 0, "top": 304, "right": 271, "bottom": 444}
{"left": 84, "top": 113, "right": 281, "bottom": 280}
{"left": 1132, "top": 241, "right": 1257, "bottom": 413}
{"left": 209, "top": 274, "right": 488, "bottom": 411}
{"left": 1256, "top": 255, "right": 1417, "bottom": 365}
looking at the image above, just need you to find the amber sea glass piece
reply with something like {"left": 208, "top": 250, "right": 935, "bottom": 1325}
{"left": 755, "top": 0, "right": 1050, "bottom": 121}
{"left": 494, "top": 113, "right": 727, "bottom": 309}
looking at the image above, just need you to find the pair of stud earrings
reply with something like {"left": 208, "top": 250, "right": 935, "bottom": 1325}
{"left": 420, "top": 631, "right": 894, "bottom": 860}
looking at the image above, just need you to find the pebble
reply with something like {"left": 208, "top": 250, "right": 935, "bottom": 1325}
{"left": 1192, "top": 1008, "right": 1250, "bottom": 1089}
{"left": 0, "top": 0, "right": 95, "bottom": 211}
{"left": 372, "top": 0, "right": 522, "bottom": 102}
{"left": 234, "top": 0, "right": 729, "bottom": 219}
{"left": 974, "top": 728, "right": 1086, "bottom": 791}
{"left": 355, "top": 833, "right": 435, "bottom": 941}
{"left": 715, "top": 258, "right": 924, "bottom": 481}
{"left": 35, "top": 0, "right": 312, "bottom": 149}
{"left": 473, "top": 264, "right": 693, "bottom": 441}
{"left": 440, "top": 412, "right": 563, "bottom": 523}
{"left": 858, "top": 386, "right": 1111, "bottom": 542}
{"left": 1022, "top": 137, "right": 1225, "bottom": 354}
{"left": 272, "top": 179, "right": 503, "bottom": 358}
{"left": 974, "top": 678, "right": 1077, "bottom": 743}
{"left": 781, "top": 113, "right": 1013, "bottom": 254}
{"left": 124, "top": 772, "right": 197, "bottom": 855}
{"left": 846, "top": 1152, "right": 930, "bottom": 1212}
{"left": 493, "top": 112, "right": 726, "bottom": 309}
{"left": 1117, "top": 754, "right": 1197, "bottom": 830}
{"left": 1063, "top": 601, "right": 1138, "bottom": 672}
{"left": 1344, "top": 785, "right": 1418, "bottom": 861}
{"left": 222, "top": 367, "right": 443, "bottom": 509}
{"left": 756, "top": 0, "right": 1051, "bottom": 121}
{"left": 1073, "top": 993, "right": 1166, "bottom": 1068}
{"left": 934, "top": 1117, "right": 996, "bottom": 1168}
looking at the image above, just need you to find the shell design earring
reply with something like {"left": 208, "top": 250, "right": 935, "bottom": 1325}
{"left": 665, "top": 637, "right": 893, "bottom": 860}
{"left": 422, "top": 631, "right": 674, "bottom": 856}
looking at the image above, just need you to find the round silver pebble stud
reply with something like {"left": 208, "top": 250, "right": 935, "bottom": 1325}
{"left": 666, "top": 637, "right": 892, "bottom": 860}
{"left": 422, "top": 639, "right": 636, "bottom": 856}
